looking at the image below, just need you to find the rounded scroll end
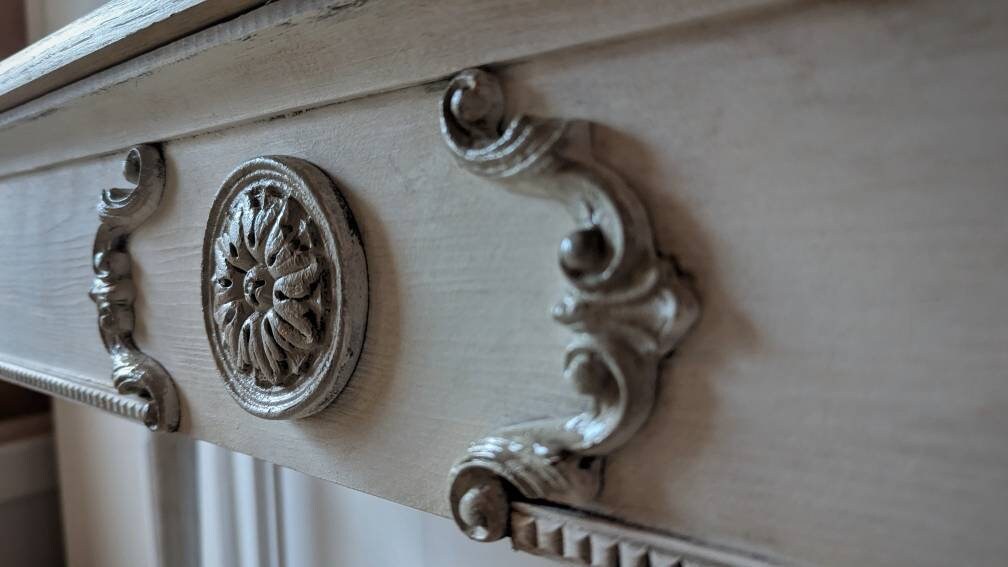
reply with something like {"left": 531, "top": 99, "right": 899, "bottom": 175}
{"left": 122, "top": 146, "right": 143, "bottom": 185}
{"left": 441, "top": 68, "right": 504, "bottom": 149}
{"left": 141, "top": 385, "right": 180, "bottom": 433}
{"left": 564, "top": 350, "right": 613, "bottom": 399}
{"left": 449, "top": 466, "right": 510, "bottom": 542}
{"left": 441, "top": 68, "right": 569, "bottom": 180}
{"left": 113, "top": 359, "right": 181, "bottom": 433}
{"left": 98, "top": 145, "right": 166, "bottom": 227}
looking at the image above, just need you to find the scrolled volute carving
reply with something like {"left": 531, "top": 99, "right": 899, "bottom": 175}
{"left": 89, "top": 145, "right": 180, "bottom": 432}
{"left": 441, "top": 69, "right": 699, "bottom": 542}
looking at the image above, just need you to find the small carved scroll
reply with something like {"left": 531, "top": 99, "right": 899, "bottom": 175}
{"left": 201, "top": 157, "right": 368, "bottom": 419}
{"left": 441, "top": 69, "right": 699, "bottom": 543}
{"left": 89, "top": 145, "right": 180, "bottom": 432}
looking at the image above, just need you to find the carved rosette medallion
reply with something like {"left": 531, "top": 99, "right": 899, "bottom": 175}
{"left": 201, "top": 157, "right": 368, "bottom": 419}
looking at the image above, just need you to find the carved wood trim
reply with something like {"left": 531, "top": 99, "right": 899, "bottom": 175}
{"left": 0, "top": 358, "right": 152, "bottom": 424}
{"left": 0, "top": 146, "right": 180, "bottom": 430}
{"left": 440, "top": 69, "right": 700, "bottom": 545}
{"left": 89, "top": 144, "right": 180, "bottom": 431}
{"left": 511, "top": 503, "right": 776, "bottom": 567}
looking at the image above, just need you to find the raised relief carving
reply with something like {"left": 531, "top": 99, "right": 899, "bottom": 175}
{"left": 90, "top": 144, "right": 180, "bottom": 432}
{"left": 440, "top": 70, "right": 700, "bottom": 543}
{"left": 202, "top": 156, "right": 367, "bottom": 419}
{"left": 212, "top": 184, "right": 324, "bottom": 388}
{"left": 509, "top": 503, "right": 769, "bottom": 567}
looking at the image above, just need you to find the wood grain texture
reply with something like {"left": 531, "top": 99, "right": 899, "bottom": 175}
{"left": 0, "top": 0, "right": 265, "bottom": 111}
{"left": 0, "top": 0, "right": 778, "bottom": 178}
{"left": 0, "top": 0, "right": 1006, "bottom": 565}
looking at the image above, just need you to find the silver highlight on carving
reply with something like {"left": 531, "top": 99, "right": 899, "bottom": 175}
{"left": 441, "top": 69, "right": 699, "bottom": 543}
{"left": 212, "top": 183, "right": 325, "bottom": 388}
{"left": 89, "top": 144, "right": 180, "bottom": 432}
{"left": 202, "top": 156, "right": 368, "bottom": 420}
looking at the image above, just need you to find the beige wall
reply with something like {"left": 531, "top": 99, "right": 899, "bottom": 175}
{"left": 0, "top": 0, "right": 27, "bottom": 58}
{"left": 23, "top": 0, "right": 105, "bottom": 43}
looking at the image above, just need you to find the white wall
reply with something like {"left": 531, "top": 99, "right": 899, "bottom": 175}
{"left": 54, "top": 401, "right": 160, "bottom": 566}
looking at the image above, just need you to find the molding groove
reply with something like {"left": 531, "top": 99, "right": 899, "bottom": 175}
{"left": 89, "top": 144, "right": 180, "bottom": 431}
{"left": 440, "top": 68, "right": 700, "bottom": 549}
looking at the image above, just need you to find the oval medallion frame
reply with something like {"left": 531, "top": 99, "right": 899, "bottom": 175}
{"left": 201, "top": 156, "right": 368, "bottom": 419}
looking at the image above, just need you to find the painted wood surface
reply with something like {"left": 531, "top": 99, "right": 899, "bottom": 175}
{"left": 0, "top": 0, "right": 265, "bottom": 111}
{"left": 0, "top": 0, "right": 1006, "bottom": 565}
{"left": 0, "top": 0, "right": 776, "bottom": 178}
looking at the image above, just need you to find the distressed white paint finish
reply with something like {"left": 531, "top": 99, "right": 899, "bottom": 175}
{"left": 0, "top": 0, "right": 777, "bottom": 177}
{"left": 4, "top": 0, "right": 1008, "bottom": 565}
{"left": 2, "top": 0, "right": 265, "bottom": 110}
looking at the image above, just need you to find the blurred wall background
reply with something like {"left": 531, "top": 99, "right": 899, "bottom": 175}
{"left": 22, "top": 0, "right": 105, "bottom": 43}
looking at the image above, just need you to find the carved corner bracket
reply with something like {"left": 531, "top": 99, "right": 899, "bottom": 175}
{"left": 89, "top": 145, "right": 180, "bottom": 432}
{"left": 440, "top": 69, "right": 700, "bottom": 543}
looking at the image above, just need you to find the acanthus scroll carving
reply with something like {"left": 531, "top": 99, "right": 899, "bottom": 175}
{"left": 441, "top": 69, "right": 700, "bottom": 543}
{"left": 89, "top": 144, "right": 180, "bottom": 432}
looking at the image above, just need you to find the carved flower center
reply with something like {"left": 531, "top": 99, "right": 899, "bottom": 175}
{"left": 211, "top": 184, "right": 327, "bottom": 390}
{"left": 243, "top": 265, "right": 275, "bottom": 312}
